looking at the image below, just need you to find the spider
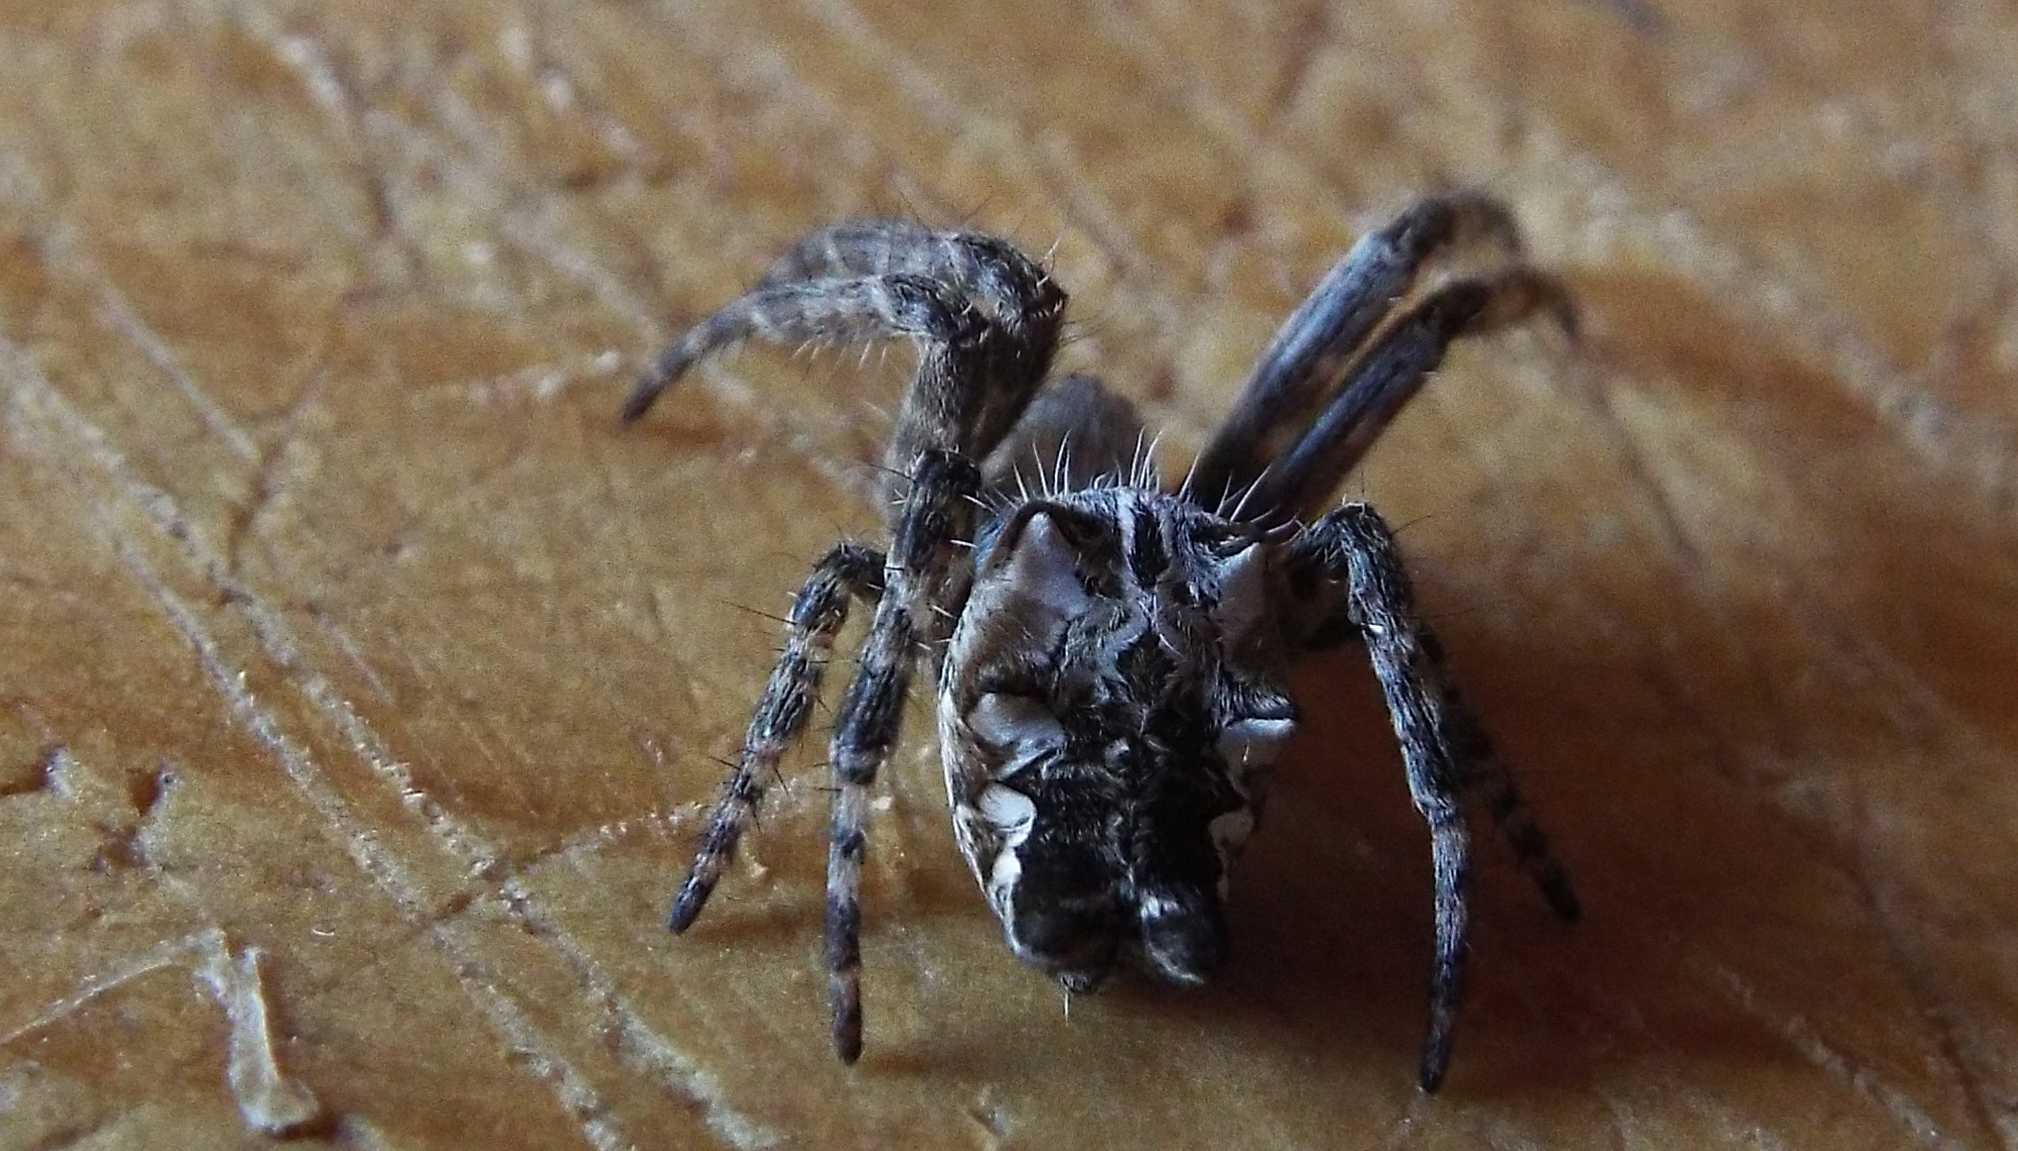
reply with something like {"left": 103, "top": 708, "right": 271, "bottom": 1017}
{"left": 624, "top": 191, "right": 1581, "bottom": 1091}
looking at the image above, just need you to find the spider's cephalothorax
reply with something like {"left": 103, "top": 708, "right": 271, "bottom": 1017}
{"left": 624, "top": 194, "right": 1582, "bottom": 1091}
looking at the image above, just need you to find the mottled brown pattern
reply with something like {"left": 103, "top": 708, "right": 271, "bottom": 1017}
{"left": 2, "top": 1, "right": 2017, "bottom": 1148}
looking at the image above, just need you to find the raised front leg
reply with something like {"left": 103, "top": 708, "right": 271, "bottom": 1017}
{"left": 624, "top": 222, "right": 1066, "bottom": 502}
{"left": 1190, "top": 192, "right": 1525, "bottom": 508}
{"left": 1257, "top": 270, "right": 1574, "bottom": 520}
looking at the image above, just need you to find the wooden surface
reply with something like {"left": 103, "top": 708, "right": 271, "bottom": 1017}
{"left": 4, "top": 2, "right": 2017, "bottom": 1148}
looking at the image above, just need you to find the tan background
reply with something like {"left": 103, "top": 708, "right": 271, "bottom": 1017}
{"left": 4, "top": 1, "right": 2017, "bottom": 1148}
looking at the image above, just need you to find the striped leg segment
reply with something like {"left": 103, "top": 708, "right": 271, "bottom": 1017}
{"left": 1314, "top": 502, "right": 1474, "bottom": 1092}
{"left": 824, "top": 449, "right": 980, "bottom": 1063}
{"left": 1429, "top": 632, "right": 1582, "bottom": 923}
{"left": 622, "top": 274, "right": 990, "bottom": 451}
{"left": 667, "top": 542, "right": 885, "bottom": 934}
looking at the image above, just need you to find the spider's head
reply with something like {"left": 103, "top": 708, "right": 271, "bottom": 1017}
{"left": 939, "top": 491, "right": 1298, "bottom": 990}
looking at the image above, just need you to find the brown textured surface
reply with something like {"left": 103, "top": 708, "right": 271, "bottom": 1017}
{"left": 4, "top": 2, "right": 2018, "bottom": 1148}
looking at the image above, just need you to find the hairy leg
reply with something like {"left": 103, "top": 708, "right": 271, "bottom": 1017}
{"left": 1293, "top": 503, "right": 1481, "bottom": 1090}
{"left": 667, "top": 543, "right": 886, "bottom": 933}
{"left": 1294, "top": 502, "right": 1578, "bottom": 1087}
{"left": 755, "top": 220, "right": 1060, "bottom": 351}
{"left": 1254, "top": 269, "right": 1574, "bottom": 521}
{"left": 824, "top": 450, "right": 980, "bottom": 1062}
{"left": 752, "top": 219, "right": 939, "bottom": 285}
{"left": 626, "top": 223, "right": 1065, "bottom": 500}
{"left": 1190, "top": 192, "right": 1524, "bottom": 507}
{"left": 1427, "top": 630, "right": 1582, "bottom": 923}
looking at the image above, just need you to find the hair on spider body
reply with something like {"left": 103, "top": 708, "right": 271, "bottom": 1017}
{"left": 624, "top": 194, "right": 1580, "bottom": 1092}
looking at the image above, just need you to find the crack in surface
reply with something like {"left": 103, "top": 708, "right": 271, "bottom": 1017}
{"left": 25, "top": 224, "right": 261, "bottom": 466}
{"left": 2, "top": 929, "right": 325, "bottom": 1138}
{"left": 224, "top": 371, "right": 325, "bottom": 581}
{"left": 6, "top": 339, "right": 781, "bottom": 1150}
{"left": 7, "top": 4, "right": 2016, "bottom": 1145}
{"left": 1851, "top": 841, "right": 2017, "bottom": 1151}
{"left": 1696, "top": 958, "right": 1971, "bottom": 1151}
{"left": 221, "top": 1, "right": 429, "bottom": 282}
{"left": 0, "top": 743, "right": 72, "bottom": 799}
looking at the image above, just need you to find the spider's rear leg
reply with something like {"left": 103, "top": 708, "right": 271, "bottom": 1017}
{"left": 1254, "top": 269, "right": 1575, "bottom": 522}
{"left": 1297, "top": 501, "right": 1575, "bottom": 1091}
{"left": 1192, "top": 191, "right": 1525, "bottom": 505}
{"left": 668, "top": 543, "right": 886, "bottom": 933}
{"left": 625, "top": 223, "right": 1065, "bottom": 486}
{"left": 1427, "top": 632, "right": 1581, "bottom": 923}
{"left": 824, "top": 450, "right": 980, "bottom": 1063}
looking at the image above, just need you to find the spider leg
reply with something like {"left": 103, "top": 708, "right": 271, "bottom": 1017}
{"left": 824, "top": 449, "right": 980, "bottom": 1063}
{"left": 1255, "top": 269, "right": 1575, "bottom": 521}
{"left": 626, "top": 223, "right": 1065, "bottom": 496}
{"left": 1292, "top": 502, "right": 1484, "bottom": 1091}
{"left": 751, "top": 220, "right": 940, "bottom": 286}
{"left": 1190, "top": 192, "right": 1523, "bottom": 506}
{"left": 622, "top": 274, "right": 985, "bottom": 453}
{"left": 667, "top": 543, "right": 887, "bottom": 933}
{"left": 1427, "top": 631, "right": 1582, "bottom": 923}
{"left": 753, "top": 221, "right": 1059, "bottom": 352}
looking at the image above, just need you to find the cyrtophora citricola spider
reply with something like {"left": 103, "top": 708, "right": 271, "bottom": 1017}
{"left": 622, "top": 192, "right": 1581, "bottom": 1091}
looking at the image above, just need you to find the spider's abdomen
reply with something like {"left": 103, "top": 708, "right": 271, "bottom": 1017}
{"left": 935, "top": 487, "right": 1299, "bottom": 988}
